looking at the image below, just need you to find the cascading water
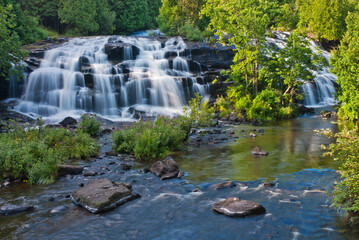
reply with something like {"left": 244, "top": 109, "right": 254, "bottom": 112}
{"left": 14, "top": 36, "right": 209, "bottom": 121}
{"left": 267, "top": 31, "right": 337, "bottom": 108}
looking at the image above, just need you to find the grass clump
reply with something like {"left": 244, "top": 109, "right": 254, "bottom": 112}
{"left": 78, "top": 113, "right": 101, "bottom": 137}
{"left": 0, "top": 118, "right": 100, "bottom": 184}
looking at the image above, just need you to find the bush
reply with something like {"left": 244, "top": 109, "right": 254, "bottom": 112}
{"left": 112, "top": 116, "right": 186, "bottom": 160}
{"left": 178, "top": 94, "right": 215, "bottom": 134}
{"left": 0, "top": 119, "right": 100, "bottom": 184}
{"left": 247, "top": 89, "right": 282, "bottom": 122}
{"left": 112, "top": 95, "right": 214, "bottom": 160}
{"left": 320, "top": 126, "right": 359, "bottom": 221}
{"left": 179, "top": 22, "right": 204, "bottom": 41}
{"left": 78, "top": 114, "right": 101, "bottom": 137}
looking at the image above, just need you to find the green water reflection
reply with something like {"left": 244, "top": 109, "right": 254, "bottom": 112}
{"left": 176, "top": 117, "right": 340, "bottom": 184}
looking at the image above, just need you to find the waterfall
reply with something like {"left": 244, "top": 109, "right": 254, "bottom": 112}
{"left": 267, "top": 32, "right": 337, "bottom": 108}
{"left": 14, "top": 36, "right": 210, "bottom": 121}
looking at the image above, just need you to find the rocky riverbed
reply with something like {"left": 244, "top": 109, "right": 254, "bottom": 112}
{"left": 1, "top": 116, "right": 357, "bottom": 239}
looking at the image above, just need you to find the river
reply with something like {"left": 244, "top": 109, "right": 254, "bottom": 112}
{"left": 1, "top": 116, "right": 358, "bottom": 239}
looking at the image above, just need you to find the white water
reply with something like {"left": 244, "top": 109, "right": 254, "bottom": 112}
{"left": 267, "top": 31, "right": 337, "bottom": 108}
{"left": 14, "top": 36, "right": 209, "bottom": 122}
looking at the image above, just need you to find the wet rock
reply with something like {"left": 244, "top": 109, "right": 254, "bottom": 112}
{"left": 71, "top": 178, "right": 140, "bottom": 213}
{"left": 121, "top": 163, "right": 132, "bottom": 171}
{"left": 48, "top": 197, "right": 55, "bottom": 202}
{"left": 0, "top": 205, "right": 34, "bottom": 216}
{"left": 51, "top": 206, "right": 66, "bottom": 214}
{"left": 140, "top": 168, "right": 150, "bottom": 173}
{"left": 160, "top": 171, "right": 179, "bottom": 180}
{"left": 150, "top": 157, "right": 180, "bottom": 180}
{"left": 57, "top": 164, "right": 83, "bottom": 177}
{"left": 83, "top": 171, "right": 97, "bottom": 177}
{"left": 59, "top": 117, "right": 77, "bottom": 127}
{"left": 258, "top": 129, "right": 264, "bottom": 134}
{"left": 251, "top": 147, "right": 269, "bottom": 156}
{"left": 213, "top": 197, "right": 266, "bottom": 217}
{"left": 250, "top": 133, "right": 257, "bottom": 138}
{"left": 177, "top": 170, "right": 185, "bottom": 178}
{"left": 227, "top": 129, "right": 235, "bottom": 135}
{"left": 108, "top": 161, "right": 116, "bottom": 165}
{"left": 212, "top": 181, "right": 235, "bottom": 190}
{"left": 263, "top": 182, "right": 275, "bottom": 187}
{"left": 105, "top": 43, "right": 140, "bottom": 63}
{"left": 4, "top": 181, "right": 10, "bottom": 187}
{"left": 79, "top": 183, "right": 84, "bottom": 187}
{"left": 105, "top": 151, "right": 118, "bottom": 156}
{"left": 191, "top": 189, "right": 202, "bottom": 192}
{"left": 198, "top": 129, "right": 214, "bottom": 135}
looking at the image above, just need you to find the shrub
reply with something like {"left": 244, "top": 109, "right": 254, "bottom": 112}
{"left": 78, "top": 114, "right": 101, "bottom": 137}
{"left": 320, "top": 125, "right": 359, "bottom": 221}
{"left": 112, "top": 116, "right": 187, "bottom": 160}
{"left": 247, "top": 89, "right": 282, "bottom": 122}
{"left": 179, "top": 22, "right": 204, "bottom": 41}
{"left": 0, "top": 119, "right": 100, "bottom": 184}
{"left": 178, "top": 94, "right": 215, "bottom": 134}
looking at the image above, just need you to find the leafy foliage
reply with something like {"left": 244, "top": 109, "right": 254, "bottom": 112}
{"left": 112, "top": 116, "right": 187, "bottom": 160}
{"left": 0, "top": 119, "right": 100, "bottom": 184}
{"left": 297, "top": 0, "right": 353, "bottom": 40}
{"left": 78, "top": 114, "right": 101, "bottom": 138}
{"left": 331, "top": 11, "right": 359, "bottom": 122}
{"left": 203, "top": 0, "right": 322, "bottom": 122}
{"left": 319, "top": 126, "right": 359, "bottom": 220}
{"left": 112, "top": 95, "right": 214, "bottom": 160}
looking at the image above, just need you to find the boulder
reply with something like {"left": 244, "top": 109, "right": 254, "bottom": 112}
{"left": 212, "top": 181, "right": 235, "bottom": 190}
{"left": 213, "top": 197, "right": 266, "bottom": 217}
{"left": 57, "top": 164, "right": 83, "bottom": 177}
{"left": 0, "top": 205, "right": 34, "bottom": 216}
{"left": 251, "top": 147, "right": 269, "bottom": 156}
{"left": 59, "top": 117, "right": 77, "bottom": 127}
{"left": 150, "top": 157, "right": 180, "bottom": 180}
{"left": 121, "top": 163, "right": 132, "bottom": 171}
{"left": 71, "top": 178, "right": 140, "bottom": 213}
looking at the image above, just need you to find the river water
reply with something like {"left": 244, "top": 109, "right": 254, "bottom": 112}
{"left": 1, "top": 117, "right": 358, "bottom": 239}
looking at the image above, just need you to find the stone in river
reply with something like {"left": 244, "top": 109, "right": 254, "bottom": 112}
{"left": 150, "top": 157, "right": 181, "bottom": 180}
{"left": 71, "top": 178, "right": 140, "bottom": 213}
{"left": 0, "top": 205, "right": 34, "bottom": 216}
{"left": 57, "top": 164, "right": 83, "bottom": 177}
{"left": 213, "top": 197, "right": 266, "bottom": 217}
{"left": 251, "top": 146, "right": 269, "bottom": 156}
{"left": 212, "top": 181, "right": 235, "bottom": 190}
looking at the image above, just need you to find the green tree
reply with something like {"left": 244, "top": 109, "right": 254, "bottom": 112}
{"left": 331, "top": 11, "right": 359, "bottom": 121}
{"left": 0, "top": 4, "right": 27, "bottom": 79}
{"left": 109, "top": 0, "right": 149, "bottom": 34}
{"left": 298, "top": 0, "right": 352, "bottom": 40}
{"left": 59, "top": 0, "right": 115, "bottom": 35}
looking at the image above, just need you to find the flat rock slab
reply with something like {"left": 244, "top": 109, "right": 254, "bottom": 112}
{"left": 71, "top": 178, "right": 140, "bottom": 213}
{"left": 57, "top": 164, "right": 83, "bottom": 177}
{"left": 0, "top": 205, "right": 34, "bottom": 216}
{"left": 251, "top": 146, "right": 269, "bottom": 156}
{"left": 213, "top": 197, "right": 266, "bottom": 217}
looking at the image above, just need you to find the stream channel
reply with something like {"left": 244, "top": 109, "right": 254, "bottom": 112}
{"left": 1, "top": 116, "right": 358, "bottom": 239}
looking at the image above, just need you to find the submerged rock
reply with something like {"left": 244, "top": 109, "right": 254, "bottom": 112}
{"left": 0, "top": 205, "right": 34, "bottom": 216}
{"left": 212, "top": 181, "right": 235, "bottom": 190}
{"left": 251, "top": 147, "right": 269, "bottom": 156}
{"left": 213, "top": 197, "right": 266, "bottom": 217}
{"left": 71, "top": 178, "right": 140, "bottom": 213}
{"left": 150, "top": 157, "right": 181, "bottom": 180}
{"left": 57, "top": 164, "right": 83, "bottom": 177}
